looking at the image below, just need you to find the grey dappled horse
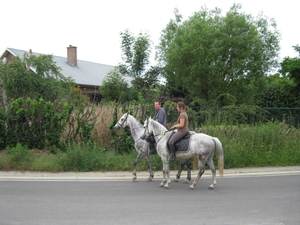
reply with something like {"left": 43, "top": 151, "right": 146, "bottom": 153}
{"left": 113, "top": 113, "right": 192, "bottom": 182}
{"left": 143, "top": 117, "right": 224, "bottom": 190}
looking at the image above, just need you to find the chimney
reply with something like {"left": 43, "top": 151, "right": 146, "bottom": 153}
{"left": 67, "top": 45, "right": 77, "bottom": 66}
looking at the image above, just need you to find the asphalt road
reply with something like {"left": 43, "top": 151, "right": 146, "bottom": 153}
{"left": 1, "top": 173, "right": 299, "bottom": 225}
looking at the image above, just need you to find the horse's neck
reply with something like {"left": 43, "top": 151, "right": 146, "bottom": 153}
{"left": 128, "top": 119, "right": 143, "bottom": 141}
{"left": 152, "top": 120, "right": 168, "bottom": 140}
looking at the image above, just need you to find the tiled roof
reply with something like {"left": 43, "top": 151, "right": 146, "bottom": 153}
{"left": 1, "top": 48, "right": 116, "bottom": 87}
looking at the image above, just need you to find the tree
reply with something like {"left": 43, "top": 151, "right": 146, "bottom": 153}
{"left": 117, "top": 29, "right": 161, "bottom": 100}
{"left": 157, "top": 4, "right": 280, "bottom": 105}
{"left": 100, "top": 70, "right": 137, "bottom": 102}
{"left": 255, "top": 76, "right": 297, "bottom": 107}
{"left": 0, "top": 54, "right": 75, "bottom": 104}
{"left": 280, "top": 45, "right": 300, "bottom": 102}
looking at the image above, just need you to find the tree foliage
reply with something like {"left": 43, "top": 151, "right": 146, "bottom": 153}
{"left": 157, "top": 4, "right": 280, "bottom": 105}
{"left": 4, "top": 97, "right": 73, "bottom": 150}
{"left": 255, "top": 73, "right": 298, "bottom": 107}
{"left": 99, "top": 69, "right": 144, "bottom": 103}
{"left": 100, "top": 69, "right": 129, "bottom": 102}
{"left": 0, "top": 54, "right": 75, "bottom": 103}
{"left": 279, "top": 45, "right": 300, "bottom": 100}
{"left": 0, "top": 54, "right": 99, "bottom": 151}
{"left": 117, "top": 29, "right": 161, "bottom": 96}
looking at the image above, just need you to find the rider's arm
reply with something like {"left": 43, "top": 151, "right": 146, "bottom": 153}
{"left": 171, "top": 118, "right": 185, "bottom": 130}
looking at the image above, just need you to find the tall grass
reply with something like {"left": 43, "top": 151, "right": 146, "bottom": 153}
{"left": 196, "top": 122, "right": 300, "bottom": 168}
{"left": 0, "top": 143, "right": 183, "bottom": 172}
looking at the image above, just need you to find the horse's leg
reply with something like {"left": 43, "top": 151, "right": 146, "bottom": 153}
{"left": 206, "top": 156, "right": 216, "bottom": 189}
{"left": 160, "top": 164, "right": 167, "bottom": 187}
{"left": 189, "top": 156, "right": 206, "bottom": 190}
{"left": 183, "top": 158, "right": 192, "bottom": 184}
{"left": 133, "top": 153, "right": 144, "bottom": 181}
{"left": 145, "top": 154, "right": 154, "bottom": 182}
{"left": 174, "top": 159, "right": 191, "bottom": 184}
{"left": 163, "top": 160, "right": 171, "bottom": 189}
{"left": 173, "top": 159, "right": 184, "bottom": 182}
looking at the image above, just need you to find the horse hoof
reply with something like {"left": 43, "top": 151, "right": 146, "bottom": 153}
{"left": 164, "top": 185, "right": 169, "bottom": 189}
{"left": 183, "top": 180, "right": 189, "bottom": 184}
{"left": 133, "top": 177, "right": 137, "bottom": 181}
{"left": 173, "top": 179, "right": 179, "bottom": 182}
{"left": 189, "top": 186, "right": 194, "bottom": 190}
{"left": 208, "top": 186, "right": 214, "bottom": 190}
{"left": 147, "top": 177, "right": 152, "bottom": 182}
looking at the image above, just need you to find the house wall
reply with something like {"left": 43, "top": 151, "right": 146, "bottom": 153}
{"left": 75, "top": 85, "right": 102, "bottom": 104}
{"left": 79, "top": 86, "right": 99, "bottom": 94}
{"left": 2, "top": 52, "right": 14, "bottom": 63}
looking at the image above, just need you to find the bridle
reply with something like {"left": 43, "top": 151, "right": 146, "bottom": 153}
{"left": 116, "top": 112, "right": 129, "bottom": 129}
{"left": 116, "top": 113, "right": 147, "bottom": 142}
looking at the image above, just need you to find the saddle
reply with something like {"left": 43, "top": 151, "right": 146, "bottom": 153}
{"left": 167, "top": 131, "right": 192, "bottom": 153}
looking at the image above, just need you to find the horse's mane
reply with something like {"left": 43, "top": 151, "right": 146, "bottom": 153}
{"left": 128, "top": 114, "right": 143, "bottom": 128}
{"left": 150, "top": 118, "right": 168, "bottom": 134}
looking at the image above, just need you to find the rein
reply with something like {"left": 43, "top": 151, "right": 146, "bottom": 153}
{"left": 155, "top": 131, "right": 168, "bottom": 144}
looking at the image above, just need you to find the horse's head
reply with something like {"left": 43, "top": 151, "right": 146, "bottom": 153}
{"left": 142, "top": 117, "right": 154, "bottom": 138}
{"left": 143, "top": 117, "right": 151, "bottom": 131}
{"left": 114, "top": 112, "right": 130, "bottom": 131}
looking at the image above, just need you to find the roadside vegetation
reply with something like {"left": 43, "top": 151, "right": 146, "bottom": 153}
{"left": 0, "top": 103, "right": 299, "bottom": 172}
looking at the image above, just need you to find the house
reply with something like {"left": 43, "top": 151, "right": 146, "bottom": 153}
{"left": 0, "top": 45, "right": 118, "bottom": 103}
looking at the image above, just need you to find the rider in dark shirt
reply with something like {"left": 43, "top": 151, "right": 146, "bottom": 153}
{"left": 148, "top": 101, "right": 166, "bottom": 154}
{"left": 155, "top": 101, "right": 166, "bottom": 127}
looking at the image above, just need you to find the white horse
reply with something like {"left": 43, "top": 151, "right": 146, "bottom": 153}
{"left": 114, "top": 113, "right": 192, "bottom": 183}
{"left": 143, "top": 117, "right": 224, "bottom": 190}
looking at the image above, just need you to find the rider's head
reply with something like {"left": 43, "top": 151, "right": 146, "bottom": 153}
{"left": 154, "top": 101, "right": 162, "bottom": 110}
{"left": 177, "top": 101, "right": 187, "bottom": 112}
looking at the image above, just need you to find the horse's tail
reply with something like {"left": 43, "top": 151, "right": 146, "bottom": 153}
{"left": 213, "top": 137, "right": 224, "bottom": 177}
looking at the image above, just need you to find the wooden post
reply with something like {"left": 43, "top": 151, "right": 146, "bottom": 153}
{"left": 193, "top": 155, "right": 198, "bottom": 170}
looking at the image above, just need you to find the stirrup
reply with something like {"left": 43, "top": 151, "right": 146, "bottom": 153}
{"left": 149, "top": 145, "right": 157, "bottom": 154}
{"left": 149, "top": 148, "right": 157, "bottom": 154}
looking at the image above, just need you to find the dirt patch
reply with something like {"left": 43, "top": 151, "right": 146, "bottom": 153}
{"left": 0, "top": 150, "right": 7, "bottom": 155}
{"left": 0, "top": 149, "right": 52, "bottom": 156}
{"left": 30, "top": 149, "right": 52, "bottom": 156}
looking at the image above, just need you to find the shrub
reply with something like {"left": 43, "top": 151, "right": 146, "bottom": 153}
{"left": 6, "top": 144, "right": 33, "bottom": 170}
{"left": 6, "top": 98, "right": 73, "bottom": 150}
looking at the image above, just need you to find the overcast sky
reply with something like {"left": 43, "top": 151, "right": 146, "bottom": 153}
{"left": 1, "top": 0, "right": 299, "bottom": 66}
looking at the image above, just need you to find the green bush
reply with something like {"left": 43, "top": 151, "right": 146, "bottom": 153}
{"left": 59, "top": 143, "right": 101, "bottom": 172}
{"left": 6, "top": 144, "right": 33, "bottom": 170}
{"left": 5, "top": 98, "right": 73, "bottom": 150}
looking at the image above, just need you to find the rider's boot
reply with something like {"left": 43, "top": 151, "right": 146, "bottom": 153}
{"left": 169, "top": 144, "right": 176, "bottom": 162}
{"left": 149, "top": 144, "right": 157, "bottom": 154}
